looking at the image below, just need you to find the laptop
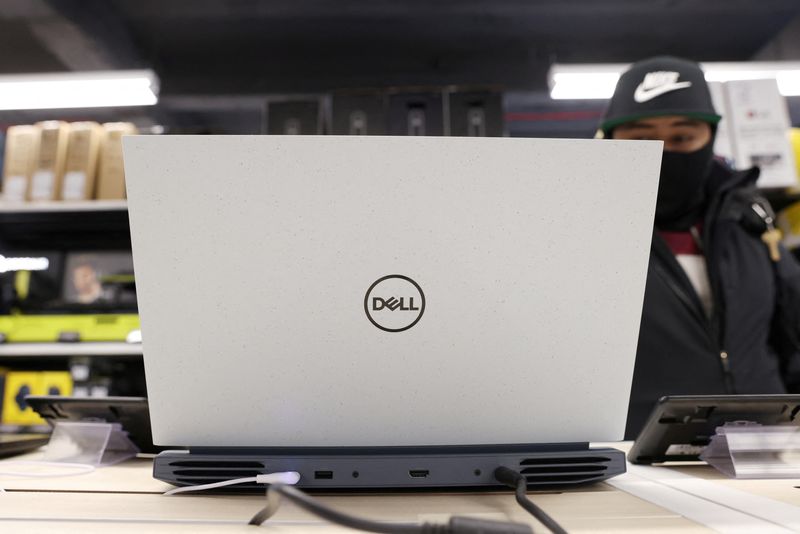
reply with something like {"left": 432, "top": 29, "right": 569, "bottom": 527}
{"left": 122, "top": 135, "right": 661, "bottom": 490}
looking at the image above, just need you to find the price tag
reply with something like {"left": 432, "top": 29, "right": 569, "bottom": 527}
{"left": 62, "top": 171, "right": 87, "bottom": 200}
{"left": 2, "top": 175, "right": 27, "bottom": 202}
{"left": 30, "top": 170, "right": 56, "bottom": 200}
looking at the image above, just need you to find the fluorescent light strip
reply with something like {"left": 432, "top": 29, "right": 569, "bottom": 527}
{"left": 549, "top": 61, "right": 800, "bottom": 99}
{"left": 550, "top": 72, "right": 621, "bottom": 100}
{"left": 0, "top": 70, "right": 159, "bottom": 110}
{"left": 0, "top": 255, "right": 49, "bottom": 273}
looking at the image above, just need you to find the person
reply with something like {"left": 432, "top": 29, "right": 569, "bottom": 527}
{"left": 71, "top": 261, "right": 104, "bottom": 304}
{"left": 599, "top": 56, "right": 800, "bottom": 438}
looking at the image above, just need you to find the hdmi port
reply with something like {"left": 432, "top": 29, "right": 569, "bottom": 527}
{"left": 409, "top": 469, "right": 429, "bottom": 478}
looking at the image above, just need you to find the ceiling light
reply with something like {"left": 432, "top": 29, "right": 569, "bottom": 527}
{"left": 549, "top": 61, "right": 800, "bottom": 99}
{"left": 0, "top": 70, "right": 159, "bottom": 110}
{"left": 0, "top": 255, "right": 49, "bottom": 273}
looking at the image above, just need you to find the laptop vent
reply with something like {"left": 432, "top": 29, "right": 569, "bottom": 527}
{"left": 167, "top": 459, "right": 268, "bottom": 489}
{"left": 169, "top": 460, "right": 264, "bottom": 468}
{"left": 517, "top": 456, "right": 612, "bottom": 486}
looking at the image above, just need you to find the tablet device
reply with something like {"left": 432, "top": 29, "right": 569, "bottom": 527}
{"left": 628, "top": 394, "right": 800, "bottom": 464}
{"left": 0, "top": 433, "right": 50, "bottom": 458}
{"left": 25, "top": 396, "right": 164, "bottom": 454}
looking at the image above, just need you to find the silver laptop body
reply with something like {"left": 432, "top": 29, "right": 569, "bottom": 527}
{"left": 123, "top": 135, "right": 660, "bottom": 489}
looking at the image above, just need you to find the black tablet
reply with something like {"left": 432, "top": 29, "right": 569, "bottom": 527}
{"left": 0, "top": 433, "right": 50, "bottom": 458}
{"left": 628, "top": 394, "right": 800, "bottom": 464}
{"left": 25, "top": 395, "right": 164, "bottom": 454}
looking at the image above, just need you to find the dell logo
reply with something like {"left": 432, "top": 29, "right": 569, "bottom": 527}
{"left": 372, "top": 297, "right": 420, "bottom": 312}
{"left": 364, "top": 275, "right": 425, "bottom": 332}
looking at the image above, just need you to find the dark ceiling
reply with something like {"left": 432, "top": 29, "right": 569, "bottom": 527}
{"left": 1, "top": 0, "right": 799, "bottom": 134}
{"left": 126, "top": 0, "right": 800, "bottom": 93}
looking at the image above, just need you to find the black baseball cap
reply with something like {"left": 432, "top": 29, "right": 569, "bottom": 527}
{"left": 600, "top": 56, "right": 722, "bottom": 137}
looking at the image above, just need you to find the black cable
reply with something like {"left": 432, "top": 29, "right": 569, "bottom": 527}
{"left": 249, "top": 483, "right": 533, "bottom": 534}
{"left": 494, "top": 467, "right": 568, "bottom": 534}
{"left": 250, "top": 484, "right": 417, "bottom": 533}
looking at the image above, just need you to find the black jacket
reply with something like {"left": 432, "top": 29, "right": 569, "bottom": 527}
{"left": 626, "top": 161, "right": 800, "bottom": 439}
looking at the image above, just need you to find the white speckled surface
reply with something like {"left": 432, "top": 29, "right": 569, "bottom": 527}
{"left": 122, "top": 135, "right": 661, "bottom": 447}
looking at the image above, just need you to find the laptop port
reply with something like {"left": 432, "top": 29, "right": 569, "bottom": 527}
{"left": 409, "top": 469, "right": 429, "bottom": 478}
{"left": 314, "top": 470, "right": 333, "bottom": 479}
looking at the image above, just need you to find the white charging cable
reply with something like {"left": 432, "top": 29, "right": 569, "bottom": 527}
{"left": 164, "top": 471, "right": 301, "bottom": 496}
{"left": 0, "top": 461, "right": 97, "bottom": 492}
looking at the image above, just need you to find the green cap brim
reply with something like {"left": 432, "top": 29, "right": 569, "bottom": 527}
{"left": 601, "top": 111, "right": 722, "bottom": 135}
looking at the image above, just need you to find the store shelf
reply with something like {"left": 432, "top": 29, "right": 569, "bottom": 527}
{"left": 0, "top": 200, "right": 128, "bottom": 214}
{"left": 0, "top": 200, "right": 131, "bottom": 249}
{"left": 0, "top": 342, "right": 142, "bottom": 357}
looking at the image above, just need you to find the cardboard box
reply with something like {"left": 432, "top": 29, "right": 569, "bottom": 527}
{"left": 96, "top": 122, "right": 137, "bottom": 199}
{"left": 29, "top": 121, "right": 70, "bottom": 201}
{"left": 60, "top": 121, "right": 103, "bottom": 201}
{"left": 2, "top": 125, "right": 41, "bottom": 202}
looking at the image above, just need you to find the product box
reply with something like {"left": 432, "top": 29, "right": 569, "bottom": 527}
{"left": 60, "top": 121, "right": 103, "bottom": 201}
{"left": 0, "top": 314, "right": 141, "bottom": 342}
{"left": 267, "top": 100, "right": 322, "bottom": 135}
{"left": 448, "top": 91, "right": 505, "bottom": 137}
{"left": 0, "top": 370, "right": 72, "bottom": 426}
{"left": 40, "top": 371, "right": 73, "bottom": 397}
{"left": 707, "top": 82, "right": 736, "bottom": 166}
{"left": 777, "top": 201, "right": 800, "bottom": 249}
{"left": 388, "top": 92, "right": 445, "bottom": 136}
{"left": 96, "top": 122, "right": 138, "bottom": 199}
{"left": 1, "top": 371, "right": 43, "bottom": 425}
{"left": 29, "top": 121, "right": 70, "bottom": 201}
{"left": 0, "top": 131, "right": 5, "bottom": 180}
{"left": 1, "top": 125, "right": 41, "bottom": 202}
{"left": 722, "top": 79, "right": 797, "bottom": 188}
{"left": 331, "top": 93, "right": 387, "bottom": 135}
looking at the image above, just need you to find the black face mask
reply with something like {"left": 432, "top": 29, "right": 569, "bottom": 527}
{"left": 655, "top": 141, "right": 715, "bottom": 230}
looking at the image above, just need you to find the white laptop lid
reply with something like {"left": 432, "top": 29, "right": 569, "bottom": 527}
{"left": 123, "top": 136, "right": 661, "bottom": 447}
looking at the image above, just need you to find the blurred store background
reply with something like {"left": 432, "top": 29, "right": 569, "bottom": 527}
{"left": 1, "top": 0, "right": 799, "bottom": 432}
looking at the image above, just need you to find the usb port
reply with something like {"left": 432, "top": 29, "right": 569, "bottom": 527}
{"left": 314, "top": 470, "right": 333, "bottom": 479}
{"left": 409, "top": 469, "right": 429, "bottom": 478}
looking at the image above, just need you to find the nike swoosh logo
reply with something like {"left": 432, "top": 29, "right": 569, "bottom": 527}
{"left": 633, "top": 81, "right": 692, "bottom": 103}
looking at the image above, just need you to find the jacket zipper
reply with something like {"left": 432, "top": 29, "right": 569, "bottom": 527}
{"left": 702, "top": 197, "right": 735, "bottom": 394}
{"left": 654, "top": 254, "right": 733, "bottom": 391}
{"left": 665, "top": 165, "right": 758, "bottom": 393}
{"left": 718, "top": 350, "right": 733, "bottom": 392}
